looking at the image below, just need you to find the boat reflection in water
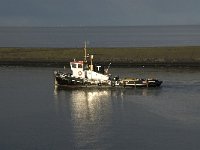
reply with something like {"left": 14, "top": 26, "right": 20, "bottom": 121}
{"left": 54, "top": 87, "right": 117, "bottom": 148}
{"left": 53, "top": 86, "right": 162, "bottom": 116}
{"left": 53, "top": 87, "right": 162, "bottom": 149}
{"left": 53, "top": 87, "right": 125, "bottom": 116}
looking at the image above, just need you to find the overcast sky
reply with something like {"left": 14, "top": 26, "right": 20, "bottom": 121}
{"left": 0, "top": 0, "right": 200, "bottom": 26}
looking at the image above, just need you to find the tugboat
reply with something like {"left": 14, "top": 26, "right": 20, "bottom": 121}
{"left": 54, "top": 43, "right": 162, "bottom": 88}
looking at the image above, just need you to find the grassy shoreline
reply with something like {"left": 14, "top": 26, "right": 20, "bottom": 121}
{"left": 0, "top": 46, "right": 200, "bottom": 67}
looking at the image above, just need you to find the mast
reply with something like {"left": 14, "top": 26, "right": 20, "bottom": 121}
{"left": 84, "top": 41, "right": 87, "bottom": 63}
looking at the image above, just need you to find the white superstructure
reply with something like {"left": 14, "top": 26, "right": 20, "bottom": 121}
{"left": 70, "top": 60, "right": 109, "bottom": 82}
{"left": 69, "top": 42, "right": 110, "bottom": 83}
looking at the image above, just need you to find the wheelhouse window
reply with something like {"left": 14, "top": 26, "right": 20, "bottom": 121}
{"left": 78, "top": 64, "right": 83, "bottom": 68}
{"left": 72, "top": 63, "right": 76, "bottom": 68}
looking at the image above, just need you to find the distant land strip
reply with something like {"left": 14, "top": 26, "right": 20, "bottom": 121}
{"left": 0, "top": 46, "right": 200, "bottom": 67}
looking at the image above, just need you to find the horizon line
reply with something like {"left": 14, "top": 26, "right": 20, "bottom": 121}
{"left": 0, "top": 24, "right": 200, "bottom": 28}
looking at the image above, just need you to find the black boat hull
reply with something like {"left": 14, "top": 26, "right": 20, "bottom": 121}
{"left": 55, "top": 76, "right": 162, "bottom": 89}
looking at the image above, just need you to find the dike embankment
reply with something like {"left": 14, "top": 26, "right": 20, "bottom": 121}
{"left": 0, "top": 47, "right": 200, "bottom": 67}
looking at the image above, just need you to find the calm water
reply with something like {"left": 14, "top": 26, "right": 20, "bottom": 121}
{"left": 0, "top": 66, "right": 200, "bottom": 150}
{"left": 1, "top": 25, "right": 200, "bottom": 47}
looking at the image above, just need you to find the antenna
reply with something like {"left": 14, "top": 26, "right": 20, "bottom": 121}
{"left": 104, "top": 62, "right": 111, "bottom": 74}
{"left": 107, "top": 62, "right": 111, "bottom": 71}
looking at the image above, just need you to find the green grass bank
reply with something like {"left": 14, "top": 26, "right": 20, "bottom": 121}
{"left": 0, "top": 46, "right": 200, "bottom": 67}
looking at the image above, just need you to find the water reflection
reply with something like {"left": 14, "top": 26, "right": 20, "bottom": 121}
{"left": 53, "top": 87, "right": 162, "bottom": 125}
{"left": 53, "top": 84, "right": 200, "bottom": 126}
{"left": 53, "top": 87, "right": 163, "bottom": 149}
{"left": 54, "top": 88, "right": 115, "bottom": 148}
{"left": 54, "top": 87, "right": 124, "bottom": 117}
{"left": 54, "top": 86, "right": 162, "bottom": 98}
{"left": 53, "top": 87, "right": 162, "bottom": 114}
